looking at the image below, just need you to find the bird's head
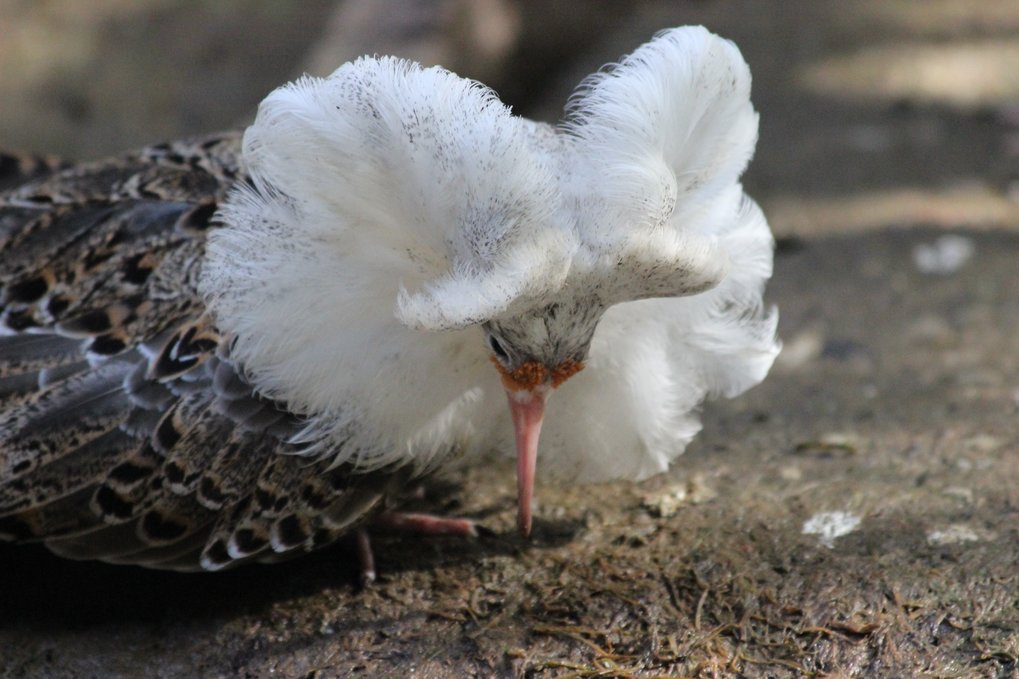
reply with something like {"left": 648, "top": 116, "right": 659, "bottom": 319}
{"left": 481, "top": 298, "right": 602, "bottom": 535}
{"left": 470, "top": 228, "right": 729, "bottom": 536}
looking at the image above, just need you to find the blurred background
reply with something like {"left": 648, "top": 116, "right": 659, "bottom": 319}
{"left": 2, "top": 0, "right": 1018, "bottom": 241}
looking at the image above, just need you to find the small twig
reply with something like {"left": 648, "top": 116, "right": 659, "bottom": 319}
{"left": 694, "top": 588, "right": 709, "bottom": 631}
{"left": 531, "top": 623, "right": 633, "bottom": 661}
{"left": 659, "top": 572, "right": 686, "bottom": 619}
{"left": 736, "top": 650, "right": 810, "bottom": 674}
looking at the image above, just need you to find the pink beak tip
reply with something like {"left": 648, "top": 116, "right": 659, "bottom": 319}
{"left": 507, "top": 388, "right": 546, "bottom": 541}
{"left": 517, "top": 511, "right": 533, "bottom": 539}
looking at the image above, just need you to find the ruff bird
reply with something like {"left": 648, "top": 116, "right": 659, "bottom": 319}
{"left": 0, "top": 26, "right": 779, "bottom": 573}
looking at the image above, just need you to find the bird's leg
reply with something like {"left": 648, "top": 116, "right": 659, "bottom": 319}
{"left": 370, "top": 511, "right": 480, "bottom": 538}
{"left": 354, "top": 528, "right": 376, "bottom": 586}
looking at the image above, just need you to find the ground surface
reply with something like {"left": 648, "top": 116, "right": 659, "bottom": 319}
{"left": 2, "top": 1, "right": 1018, "bottom": 678}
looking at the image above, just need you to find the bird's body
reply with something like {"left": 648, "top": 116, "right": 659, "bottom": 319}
{"left": 0, "top": 27, "right": 779, "bottom": 571}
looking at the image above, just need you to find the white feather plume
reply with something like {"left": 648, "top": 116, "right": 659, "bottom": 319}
{"left": 201, "top": 26, "right": 780, "bottom": 479}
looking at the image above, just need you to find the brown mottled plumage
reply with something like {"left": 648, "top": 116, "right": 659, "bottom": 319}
{"left": 0, "top": 135, "right": 408, "bottom": 571}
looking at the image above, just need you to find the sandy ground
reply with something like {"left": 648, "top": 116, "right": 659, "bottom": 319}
{"left": 1, "top": 1, "right": 1018, "bottom": 677}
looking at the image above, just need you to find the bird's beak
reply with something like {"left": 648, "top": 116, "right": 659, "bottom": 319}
{"left": 506, "top": 387, "right": 547, "bottom": 538}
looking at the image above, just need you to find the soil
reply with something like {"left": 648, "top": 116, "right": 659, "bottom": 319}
{"left": 1, "top": 1, "right": 1017, "bottom": 677}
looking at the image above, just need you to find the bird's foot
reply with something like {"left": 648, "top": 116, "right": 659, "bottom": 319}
{"left": 371, "top": 511, "right": 485, "bottom": 538}
{"left": 354, "top": 512, "right": 489, "bottom": 586}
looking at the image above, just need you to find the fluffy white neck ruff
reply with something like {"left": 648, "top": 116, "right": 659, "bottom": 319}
{"left": 200, "top": 27, "right": 780, "bottom": 480}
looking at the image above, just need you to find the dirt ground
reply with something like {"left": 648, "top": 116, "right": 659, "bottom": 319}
{"left": 1, "top": 1, "right": 1018, "bottom": 677}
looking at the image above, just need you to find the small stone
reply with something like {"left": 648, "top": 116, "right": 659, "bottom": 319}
{"left": 642, "top": 485, "right": 686, "bottom": 519}
{"left": 641, "top": 475, "right": 716, "bottom": 518}
{"left": 802, "top": 510, "right": 862, "bottom": 548}
{"left": 926, "top": 524, "right": 992, "bottom": 546}
{"left": 775, "top": 327, "right": 823, "bottom": 371}
{"left": 795, "top": 432, "right": 860, "bottom": 456}
{"left": 912, "top": 235, "right": 974, "bottom": 275}
{"left": 942, "top": 486, "right": 974, "bottom": 503}
{"left": 685, "top": 473, "right": 717, "bottom": 505}
{"left": 962, "top": 434, "right": 1003, "bottom": 454}
{"left": 779, "top": 465, "right": 803, "bottom": 481}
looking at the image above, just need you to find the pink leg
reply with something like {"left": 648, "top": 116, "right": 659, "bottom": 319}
{"left": 371, "top": 511, "right": 481, "bottom": 538}
{"left": 354, "top": 513, "right": 487, "bottom": 585}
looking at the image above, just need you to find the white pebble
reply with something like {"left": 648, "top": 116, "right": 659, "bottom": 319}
{"left": 913, "top": 235, "right": 974, "bottom": 275}
{"left": 926, "top": 524, "right": 990, "bottom": 546}
{"left": 802, "top": 510, "right": 862, "bottom": 548}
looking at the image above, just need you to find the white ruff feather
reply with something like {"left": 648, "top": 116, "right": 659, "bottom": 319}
{"left": 200, "top": 26, "right": 780, "bottom": 479}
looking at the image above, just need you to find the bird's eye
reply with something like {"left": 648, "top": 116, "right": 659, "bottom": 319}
{"left": 489, "top": 335, "right": 509, "bottom": 361}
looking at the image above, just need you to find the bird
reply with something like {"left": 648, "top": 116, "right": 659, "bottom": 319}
{"left": 0, "top": 26, "right": 779, "bottom": 574}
